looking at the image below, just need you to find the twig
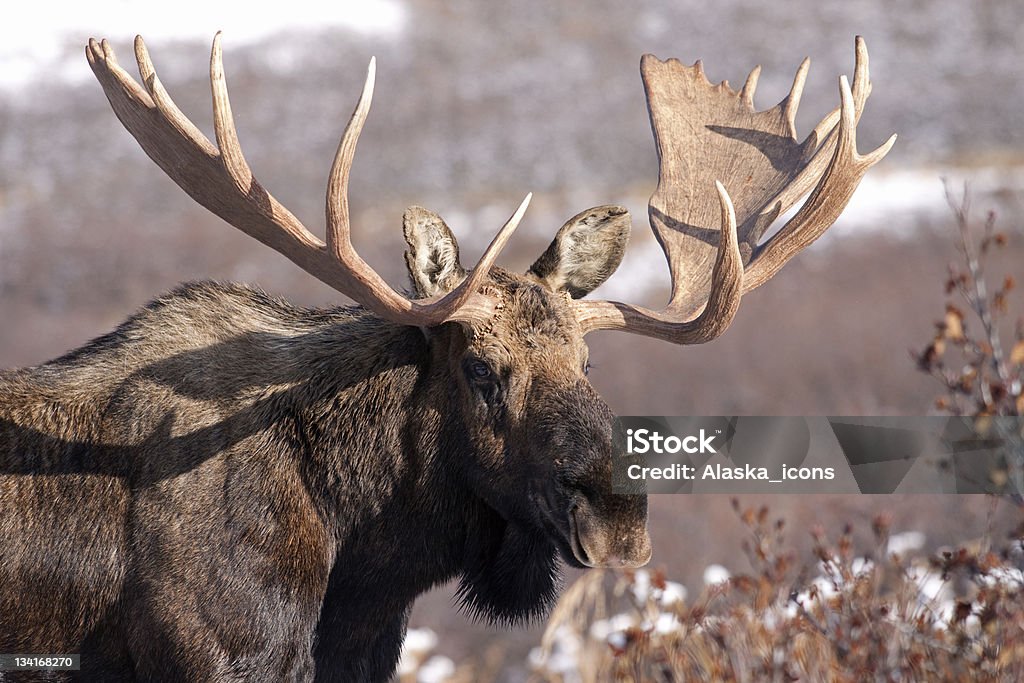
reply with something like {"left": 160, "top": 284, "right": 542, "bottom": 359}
{"left": 943, "top": 181, "right": 1011, "bottom": 393}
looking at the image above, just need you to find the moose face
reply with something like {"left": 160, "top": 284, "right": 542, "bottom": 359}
{"left": 404, "top": 206, "right": 651, "bottom": 570}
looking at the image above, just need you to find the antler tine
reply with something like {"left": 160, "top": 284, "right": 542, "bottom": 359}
{"left": 782, "top": 58, "right": 810, "bottom": 138}
{"left": 744, "top": 75, "right": 896, "bottom": 290}
{"left": 89, "top": 35, "right": 529, "bottom": 328}
{"left": 809, "top": 36, "right": 872, "bottom": 144}
{"left": 326, "top": 56, "right": 375, "bottom": 261}
{"left": 445, "top": 192, "right": 532, "bottom": 324}
{"left": 135, "top": 38, "right": 214, "bottom": 154}
{"left": 209, "top": 33, "right": 255, "bottom": 195}
{"left": 739, "top": 65, "right": 761, "bottom": 107}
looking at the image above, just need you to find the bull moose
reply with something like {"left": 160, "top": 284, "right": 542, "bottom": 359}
{"left": 0, "top": 33, "right": 893, "bottom": 681}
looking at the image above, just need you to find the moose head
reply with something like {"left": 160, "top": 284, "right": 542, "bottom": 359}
{"left": 404, "top": 203, "right": 648, "bottom": 573}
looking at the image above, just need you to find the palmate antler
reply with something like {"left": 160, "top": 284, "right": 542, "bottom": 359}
{"left": 86, "top": 34, "right": 529, "bottom": 327}
{"left": 574, "top": 37, "right": 896, "bottom": 343}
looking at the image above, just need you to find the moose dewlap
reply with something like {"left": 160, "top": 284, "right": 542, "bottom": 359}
{"left": 0, "top": 34, "right": 891, "bottom": 681}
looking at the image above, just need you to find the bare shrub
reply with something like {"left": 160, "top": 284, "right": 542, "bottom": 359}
{"left": 524, "top": 502, "right": 1024, "bottom": 682}
{"left": 914, "top": 184, "right": 1023, "bottom": 418}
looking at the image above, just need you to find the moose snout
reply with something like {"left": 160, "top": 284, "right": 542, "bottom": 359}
{"left": 598, "top": 532, "right": 653, "bottom": 569}
{"left": 569, "top": 496, "right": 651, "bottom": 569}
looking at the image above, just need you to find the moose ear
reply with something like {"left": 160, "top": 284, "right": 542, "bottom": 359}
{"left": 527, "top": 205, "right": 631, "bottom": 298}
{"left": 403, "top": 207, "right": 467, "bottom": 298}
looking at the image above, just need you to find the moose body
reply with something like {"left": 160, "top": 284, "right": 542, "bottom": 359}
{"left": 0, "top": 277, "right": 644, "bottom": 681}
{"left": 0, "top": 32, "right": 892, "bottom": 683}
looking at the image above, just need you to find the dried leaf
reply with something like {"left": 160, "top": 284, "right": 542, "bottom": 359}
{"left": 989, "top": 468, "right": 1008, "bottom": 488}
{"left": 957, "top": 372, "right": 975, "bottom": 394}
{"left": 872, "top": 514, "right": 891, "bottom": 541}
{"left": 954, "top": 601, "right": 972, "bottom": 624}
{"left": 651, "top": 567, "right": 667, "bottom": 591}
{"left": 944, "top": 306, "right": 965, "bottom": 341}
{"left": 1010, "top": 340, "right": 1024, "bottom": 366}
{"left": 974, "top": 415, "right": 993, "bottom": 436}
{"left": 917, "top": 341, "right": 944, "bottom": 370}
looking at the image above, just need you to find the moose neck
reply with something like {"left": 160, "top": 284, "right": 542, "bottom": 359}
{"left": 294, "top": 314, "right": 469, "bottom": 546}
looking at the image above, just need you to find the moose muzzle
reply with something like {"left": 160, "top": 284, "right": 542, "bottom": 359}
{"left": 568, "top": 495, "right": 651, "bottom": 568}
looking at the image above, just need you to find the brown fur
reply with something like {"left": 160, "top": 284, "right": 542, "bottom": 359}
{"left": 0, "top": 206, "right": 649, "bottom": 682}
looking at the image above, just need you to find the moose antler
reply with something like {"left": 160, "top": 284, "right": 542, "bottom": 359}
{"left": 86, "top": 34, "right": 529, "bottom": 327}
{"left": 574, "top": 37, "right": 896, "bottom": 343}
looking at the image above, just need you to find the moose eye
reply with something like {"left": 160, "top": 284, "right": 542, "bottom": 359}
{"left": 469, "top": 360, "right": 492, "bottom": 380}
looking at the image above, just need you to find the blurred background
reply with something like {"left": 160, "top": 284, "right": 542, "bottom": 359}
{"left": 1, "top": 0, "right": 1022, "bottom": 679}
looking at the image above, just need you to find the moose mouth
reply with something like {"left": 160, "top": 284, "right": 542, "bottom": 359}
{"left": 534, "top": 493, "right": 592, "bottom": 569}
{"left": 566, "top": 505, "right": 594, "bottom": 567}
{"left": 534, "top": 490, "right": 651, "bottom": 569}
